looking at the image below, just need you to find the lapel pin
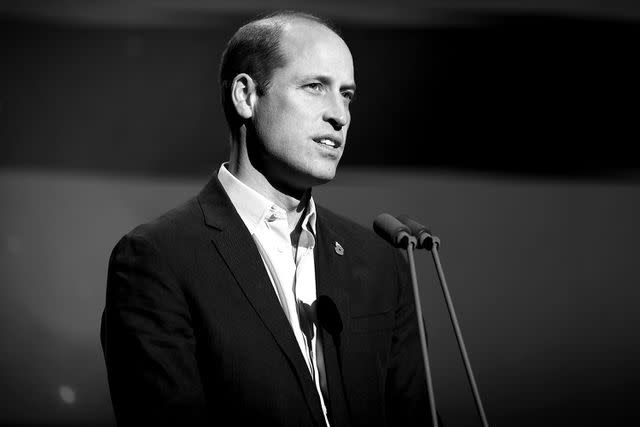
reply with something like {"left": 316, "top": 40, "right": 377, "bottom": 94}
{"left": 334, "top": 241, "right": 344, "bottom": 256}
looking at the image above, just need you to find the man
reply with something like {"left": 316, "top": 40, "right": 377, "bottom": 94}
{"left": 101, "top": 11, "right": 429, "bottom": 427}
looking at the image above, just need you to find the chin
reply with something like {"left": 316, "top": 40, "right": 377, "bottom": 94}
{"left": 309, "top": 163, "right": 339, "bottom": 184}
{"left": 288, "top": 168, "right": 336, "bottom": 190}
{"left": 278, "top": 158, "right": 340, "bottom": 190}
{"left": 311, "top": 173, "right": 338, "bottom": 189}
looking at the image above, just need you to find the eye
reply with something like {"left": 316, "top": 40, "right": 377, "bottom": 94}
{"left": 342, "top": 90, "right": 355, "bottom": 103}
{"left": 305, "top": 82, "right": 324, "bottom": 92}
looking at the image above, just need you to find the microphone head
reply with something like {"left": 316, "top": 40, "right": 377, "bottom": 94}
{"left": 395, "top": 214, "right": 438, "bottom": 250}
{"left": 373, "top": 213, "right": 413, "bottom": 248}
{"left": 396, "top": 214, "right": 431, "bottom": 236}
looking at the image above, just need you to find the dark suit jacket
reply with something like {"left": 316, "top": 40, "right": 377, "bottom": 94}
{"left": 101, "top": 173, "right": 429, "bottom": 426}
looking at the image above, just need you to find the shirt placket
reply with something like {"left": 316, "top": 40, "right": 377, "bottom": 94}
{"left": 295, "top": 233, "right": 316, "bottom": 376}
{"left": 265, "top": 211, "right": 314, "bottom": 374}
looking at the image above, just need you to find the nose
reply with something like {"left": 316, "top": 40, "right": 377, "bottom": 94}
{"left": 323, "top": 92, "right": 349, "bottom": 131}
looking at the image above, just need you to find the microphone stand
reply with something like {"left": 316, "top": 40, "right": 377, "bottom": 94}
{"left": 375, "top": 213, "right": 489, "bottom": 427}
{"left": 423, "top": 236, "right": 489, "bottom": 427}
{"left": 404, "top": 237, "right": 439, "bottom": 427}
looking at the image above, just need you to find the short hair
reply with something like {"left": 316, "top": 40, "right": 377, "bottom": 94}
{"left": 218, "top": 11, "right": 341, "bottom": 128}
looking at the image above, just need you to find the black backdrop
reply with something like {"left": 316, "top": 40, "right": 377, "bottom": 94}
{"left": 1, "top": 8, "right": 640, "bottom": 427}
{"left": 2, "top": 13, "right": 639, "bottom": 177}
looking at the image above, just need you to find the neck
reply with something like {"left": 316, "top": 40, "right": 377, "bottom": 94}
{"left": 228, "top": 130, "right": 311, "bottom": 232}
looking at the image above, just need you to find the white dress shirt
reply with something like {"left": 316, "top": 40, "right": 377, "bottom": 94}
{"left": 218, "top": 164, "right": 330, "bottom": 426}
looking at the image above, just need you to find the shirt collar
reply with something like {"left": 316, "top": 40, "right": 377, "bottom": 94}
{"left": 218, "top": 163, "right": 317, "bottom": 236}
{"left": 302, "top": 195, "right": 317, "bottom": 236}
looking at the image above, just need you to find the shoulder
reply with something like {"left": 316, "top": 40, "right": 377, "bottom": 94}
{"left": 130, "top": 197, "right": 201, "bottom": 244}
{"left": 110, "top": 196, "right": 204, "bottom": 266}
{"left": 107, "top": 195, "right": 211, "bottom": 296}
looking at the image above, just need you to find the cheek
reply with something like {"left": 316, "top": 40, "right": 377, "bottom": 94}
{"left": 263, "top": 101, "right": 300, "bottom": 131}
{"left": 254, "top": 93, "right": 319, "bottom": 147}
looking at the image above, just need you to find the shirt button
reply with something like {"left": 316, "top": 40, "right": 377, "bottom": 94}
{"left": 266, "top": 213, "right": 277, "bottom": 222}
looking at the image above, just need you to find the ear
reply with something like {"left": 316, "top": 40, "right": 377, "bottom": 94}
{"left": 231, "top": 73, "right": 258, "bottom": 120}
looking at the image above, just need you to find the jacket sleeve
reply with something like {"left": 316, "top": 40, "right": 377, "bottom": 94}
{"left": 384, "top": 247, "right": 439, "bottom": 426}
{"left": 101, "top": 233, "right": 208, "bottom": 426}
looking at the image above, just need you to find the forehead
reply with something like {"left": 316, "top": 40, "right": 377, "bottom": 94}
{"left": 275, "top": 21, "right": 354, "bottom": 81}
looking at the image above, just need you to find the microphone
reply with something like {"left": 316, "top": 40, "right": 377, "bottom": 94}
{"left": 394, "top": 215, "right": 488, "bottom": 427}
{"left": 396, "top": 215, "right": 440, "bottom": 250}
{"left": 373, "top": 213, "right": 415, "bottom": 248}
{"left": 373, "top": 212, "right": 439, "bottom": 426}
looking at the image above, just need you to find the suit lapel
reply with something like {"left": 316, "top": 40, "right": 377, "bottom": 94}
{"left": 315, "top": 213, "right": 350, "bottom": 331}
{"left": 315, "top": 211, "right": 353, "bottom": 427}
{"left": 197, "top": 173, "right": 326, "bottom": 427}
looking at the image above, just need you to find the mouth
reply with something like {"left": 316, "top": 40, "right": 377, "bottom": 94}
{"left": 313, "top": 136, "right": 343, "bottom": 149}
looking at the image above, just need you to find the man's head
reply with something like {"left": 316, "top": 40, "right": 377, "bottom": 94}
{"left": 219, "top": 11, "right": 356, "bottom": 192}
{"left": 219, "top": 12, "right": 338, "bottom": 128}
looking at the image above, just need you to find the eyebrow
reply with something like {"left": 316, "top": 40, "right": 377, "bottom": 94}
{"left": 341, "top": 82, "right": 357, "bottom": 93}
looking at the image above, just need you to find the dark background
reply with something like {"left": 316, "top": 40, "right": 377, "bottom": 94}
{"left": 1, "top": 1, "right": 639, "bottom": 426}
